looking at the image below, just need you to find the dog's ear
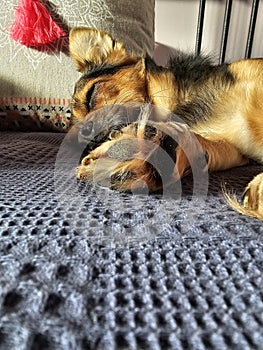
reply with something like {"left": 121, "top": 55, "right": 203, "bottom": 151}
{"left": 69, "top": 27, "right": 128, "bottom": 72}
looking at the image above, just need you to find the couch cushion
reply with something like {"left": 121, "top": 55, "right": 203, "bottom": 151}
{"left": 0, "top": 0, "right": 155, "bottom": 131}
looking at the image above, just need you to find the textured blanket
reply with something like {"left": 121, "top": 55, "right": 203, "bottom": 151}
{"left": 0, "top": 132, "right": 263, "bottom": 349}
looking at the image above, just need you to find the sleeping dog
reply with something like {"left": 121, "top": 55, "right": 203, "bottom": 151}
{"left": 69, "top": 27, "right": 263, "bottom": 220}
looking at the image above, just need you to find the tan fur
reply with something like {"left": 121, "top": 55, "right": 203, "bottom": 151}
{"left": 71, "top": 61, "right": 147, "bottom": 122}
{"left": 225, "top": 173, "right": 263, "bottom": 220}
{"left": 70, "top": 28, "right": 263, "bottom": 220}
{"left": 147, "top": 71, "right": 178, "bottom": 113}
{"left": 190, "top": 60, "right": 263, "bottom": 163}
{"left": 70, "top": 28, "right": 127, "bottom": 72}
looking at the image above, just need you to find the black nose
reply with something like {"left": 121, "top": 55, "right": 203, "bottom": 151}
{"left": 80, "top": 121, "right": 93, "bottom": 137}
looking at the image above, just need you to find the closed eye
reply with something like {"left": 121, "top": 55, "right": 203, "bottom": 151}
{"left": 85, "top": 83, "right": 98, "bottom": 112}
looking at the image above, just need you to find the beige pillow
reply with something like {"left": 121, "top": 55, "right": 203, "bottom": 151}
{"left": 0, "top": 0, "right": 155, "bottom": 131}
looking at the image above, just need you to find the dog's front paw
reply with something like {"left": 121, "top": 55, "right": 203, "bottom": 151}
{"left": 78, "top": 151, "right": 153, "bottom": 191}
{"left": 242, "top": 173, "right": 263, "bottom": 219}
{"left": 77, "top": 138, "right": 144, "bottom": 190}
{"left": 77, "top": 121, "right": 197, "bottom": 192}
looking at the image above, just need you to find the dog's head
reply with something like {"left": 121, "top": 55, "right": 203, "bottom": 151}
{"left": 69, "top": 28, "right": 147, "bottom": 124}
{"left": 69, "top": 28, "right": 176, "bottom": 125}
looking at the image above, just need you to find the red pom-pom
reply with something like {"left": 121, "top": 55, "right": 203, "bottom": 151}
{"left": 10, "top": 0, "right": 66, "bottom": 47}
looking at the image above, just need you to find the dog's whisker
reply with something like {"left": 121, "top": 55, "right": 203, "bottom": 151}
{"left": 112, "top": 90, "right": 137, "bottom": 106}
{"left": 150, "top": 88, "right": 170, "bottom": 98}
{"left": 150, "top": 88, "right": 175, "bottom": 101}
{"left": 102, "top": 90, "right": 109, "bottom": 107}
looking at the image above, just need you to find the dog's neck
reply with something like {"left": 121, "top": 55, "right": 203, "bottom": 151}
{"left": 145, "top": 59, "right": 178, "bottom": 115}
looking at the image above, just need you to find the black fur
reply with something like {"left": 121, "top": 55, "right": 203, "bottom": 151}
{"left": 147, "top": 134, "right": 178, "bottom": 185}
{"left": 73, "top": 64, "right": 130, "bottom": 98}
{"left": 85, "top": 63, "right": 134, "bottom": 80}
{"left": 168, "top": 53, "right": 235, "bottom": 126}
{"left": 145, "top": 54, "right": 235, "bottom": 127}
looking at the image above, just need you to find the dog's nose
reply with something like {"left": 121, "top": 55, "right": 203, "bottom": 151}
{"left": 81, "top": 121, "right": 93, "bottom": 136}
{"left": 78, "top": 121, "right": 94, "bottom": 144}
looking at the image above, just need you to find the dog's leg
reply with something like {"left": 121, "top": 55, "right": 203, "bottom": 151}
{"left": 243, "top": 173, "right": 263, "bottom": 215}
{"left": 194, "top": 135, "right": 249, "bottom": 172}
{"left": 77, "top": 121, "right": 249, "bottom": 191}
{"left": 225, "top": 173, "right": 263, "bottom": 220}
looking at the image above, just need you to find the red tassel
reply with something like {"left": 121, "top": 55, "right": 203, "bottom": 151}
{"left": 10, "top": 0, "right": 66, "bottom": 47}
